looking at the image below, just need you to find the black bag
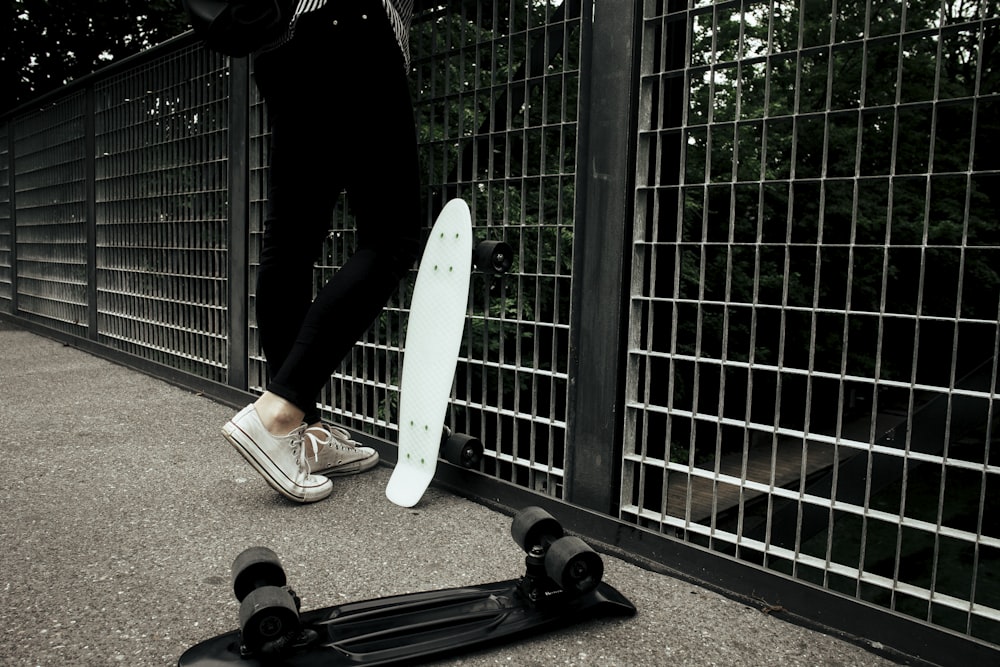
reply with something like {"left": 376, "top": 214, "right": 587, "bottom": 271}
{"left": 179, "top": 0, "right": 297, "bottom": 57}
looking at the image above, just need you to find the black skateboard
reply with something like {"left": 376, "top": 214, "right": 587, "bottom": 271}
{"left": 178, "top": 506, "right": 636, "bottom": 665}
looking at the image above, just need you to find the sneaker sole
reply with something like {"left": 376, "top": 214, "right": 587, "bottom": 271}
{"left": 222, "top": 422, "right": 332, "bottom": 503}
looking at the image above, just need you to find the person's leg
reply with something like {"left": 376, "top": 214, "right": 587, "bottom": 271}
{"left": 264, "top": 5, "right": 421, "bottom": 423}
{"left": 253, "top": 114, "right": 341, "bottom": 433}
{"left": 219, "top": 34, "right": 344, "bottom": 502}
{"left": 249, "top": 31, "right": 345, "bottom": 433}
{"left": 226, "top": 4, "right": 421, "bottom": 497}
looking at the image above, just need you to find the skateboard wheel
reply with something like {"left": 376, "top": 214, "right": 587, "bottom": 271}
{"left": 474, "top": 240, "right": 514, "bottom": 275}
{"left": 511, "top": 506, "right": 563, "bottom": 553}
{"left": 545, "top": 535, "right": 604, "bottom": 596}
{"left": 441, "top": 432, "right": 484, "bottom": 468}
{"left": 232, "top": 547, "right": 286, "bottom": 602}
{"left": 238, "top": 585, "right": 300, "bottom": 653}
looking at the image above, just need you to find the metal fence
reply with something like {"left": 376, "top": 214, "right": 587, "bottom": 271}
{"left": 95, "top": 47, "right": 233, "bottom": 382}
{"left": 626, "top": 0, "right": 999, "bottom": 648}
{"left": 0, "top": 0, "right": 997, "bottom": 662}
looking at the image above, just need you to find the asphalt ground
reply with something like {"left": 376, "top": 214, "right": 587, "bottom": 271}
{"left": 0, "top": 320, "right": 900, "bottom": 666}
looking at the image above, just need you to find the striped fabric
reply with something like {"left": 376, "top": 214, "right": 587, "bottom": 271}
{"left": 261, "top": 0, "right": 414, "bottom": 70}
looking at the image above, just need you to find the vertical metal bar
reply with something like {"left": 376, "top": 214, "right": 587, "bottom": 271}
{"left": 7, "top": 124, "right": 16, "bottom": 316}
{"left": 964, "top": 7, "right": 989, "bottom": 633}
{"left": 85, "top": 84, "right": 98, "bottom": 340}
{"left": 227, "top": 56, "right": 250, "bottom": 391}
{"left": 564, "top": 0, "right": 640, "bottom": 512}
{"left": 926, "top": 2, "right": 949, "bottom": 622}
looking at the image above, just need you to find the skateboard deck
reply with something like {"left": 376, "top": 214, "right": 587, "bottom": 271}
{"left": 385, "top": 199, "right": 473, "bottom": 507}
{"left": 177, "top": 579, "right": 635, "bottom": 666}
{"left": 177, "top": 507, "right": 636, "bottom": 666}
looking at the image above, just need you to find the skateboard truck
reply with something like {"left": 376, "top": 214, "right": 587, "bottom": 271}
{"left": 511, "top": 506, "right": 604, "bottom": 609}
{"left": 230, "top": 546, "right": 315, "bottom": 656}
{"left": 440, "top": 426, "right": 484, "bottom": 469}
{"left": 473, "top": 240, "right": 514, "bottom": 275}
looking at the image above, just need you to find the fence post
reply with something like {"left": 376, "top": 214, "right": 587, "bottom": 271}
{"left": 6, "top": 124, "right": 16, "bottom": 316}
{"left": 227, "top": 56, "right": 250, "bottom": 391}
{"left": 564, "top": 0, "right": 640, "bottom": 512}
{"left": 85, "top": 85, "right": 98, "bottom": 340}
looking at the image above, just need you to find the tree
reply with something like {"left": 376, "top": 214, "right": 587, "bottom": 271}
{"left": 1, "top": 0, "right": 189, "bottom": 115}
{"left": 670, "top": 0, "right": 999, "bottom": 443}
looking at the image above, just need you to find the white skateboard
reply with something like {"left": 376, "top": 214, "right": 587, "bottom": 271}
{"left": 386, "top": 199, "right": 484, "bottom": 507}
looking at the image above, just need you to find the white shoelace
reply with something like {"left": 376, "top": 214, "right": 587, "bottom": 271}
{"left": 288, "top": 426, "right": 311, "bottom": 474}
{"left": 304, "top": 425, "right": 361, "bottom": 462}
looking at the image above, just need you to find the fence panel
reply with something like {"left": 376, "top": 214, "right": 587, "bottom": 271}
{"left": 11, "top": 93, "right": 89, "bottom": 335}
{"left": 93, "top": 45, "right": 232, "bottom": 382}
{"left": 625, "top": 0, "right": 1000, "bottom": 645}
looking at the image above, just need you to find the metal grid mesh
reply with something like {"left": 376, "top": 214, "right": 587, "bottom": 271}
{"left": 0, "top": 120, "right": 10, "bottom": 309}
{"left": 93, "top": 47, "right": 231, "bottom": 382}
{"left": 246, "top": 80, "right": 269, "bottom": 398}
{"left": 625, "top": 0, "right": 999, "bottom": 641}
{"left": 416, "top": 1, "right": 581, "bottom": 496}
{"left": 11, "top": 94, "right": 89, "bottom": 335}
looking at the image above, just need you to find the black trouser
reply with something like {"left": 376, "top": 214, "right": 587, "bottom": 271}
{"left": 252, "top": 0, "right": 420, "bottom": 424}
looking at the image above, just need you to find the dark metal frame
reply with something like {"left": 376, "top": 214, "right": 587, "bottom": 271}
{"left": 565, "top": 0, "right": 641, "bottom": 513}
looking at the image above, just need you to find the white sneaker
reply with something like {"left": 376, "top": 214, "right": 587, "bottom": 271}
{"left": 223, "top": 405, "right": 333, "bottom": 503}
{"left": 303, "top": 423, "right": 379, "bottom": 476}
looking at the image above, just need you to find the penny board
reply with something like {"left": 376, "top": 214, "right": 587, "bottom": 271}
{"left": 385, "top": 199, "right": 472, "bottom": 507}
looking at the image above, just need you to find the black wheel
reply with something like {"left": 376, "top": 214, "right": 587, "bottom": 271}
{"left": 545, "top": 535, "right": 604, "bottom": 596}
{"left": 474, "top": 240, "right": 514, "bottom": 275}
{"left": 238, "top": 585, "right": 300, "bottom": 653}
{"left": 441, "top": 432, "right": 484, "bottom": 468}
{"left": 232, "top": 547, "right": 286, "bottom": 602}
{"left": 511, "top": 506, "right": 563, "bottom": 553}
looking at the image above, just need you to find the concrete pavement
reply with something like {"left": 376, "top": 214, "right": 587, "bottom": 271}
{"left": 0, "top": 320, "right": 901, "bottom": 666}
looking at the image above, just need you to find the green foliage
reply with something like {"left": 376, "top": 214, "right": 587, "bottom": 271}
{"left": 669, "top": 0, "right": 999, "bottom": 441}
{"left": 1, "top": 0, "right": 189, "bottom": 114}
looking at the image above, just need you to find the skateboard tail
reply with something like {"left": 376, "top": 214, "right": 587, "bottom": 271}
{"left": 385, "top": 465, "right": 434, "bottom": 507}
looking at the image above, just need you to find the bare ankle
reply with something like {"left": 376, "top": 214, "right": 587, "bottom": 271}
{"left": 254, "top": 392, "right": 306, "bottom": 435}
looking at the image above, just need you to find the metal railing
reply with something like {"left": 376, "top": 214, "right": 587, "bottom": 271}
{"left": 626, "top": 0, "right": 999, "bottom": 650}
{"left": 1, "top": 1, "right": 997, "bottom": 662}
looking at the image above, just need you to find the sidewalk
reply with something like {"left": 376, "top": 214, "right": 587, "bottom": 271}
{"left": 0, "top": 321, "right": 900, "bottom": 666}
